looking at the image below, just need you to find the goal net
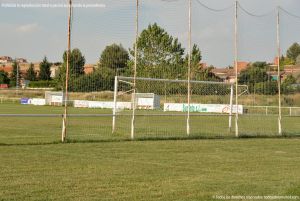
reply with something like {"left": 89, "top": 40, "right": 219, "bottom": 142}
{"left": 113, "top": 76, "right": 240, "bottom": 139}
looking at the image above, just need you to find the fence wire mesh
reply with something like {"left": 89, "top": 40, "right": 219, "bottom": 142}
{"left": 0, "top": 0, "right": 299, "bottom": 144}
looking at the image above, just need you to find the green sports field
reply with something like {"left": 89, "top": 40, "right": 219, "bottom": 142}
{"left": 1, "top": 139, "right": 300, "bottom": 201}
{"left": 0, "top": 103, "right": 299, "bottom": 145}
{"left": 0, "top": 103, "right": 300, "bottom": 200}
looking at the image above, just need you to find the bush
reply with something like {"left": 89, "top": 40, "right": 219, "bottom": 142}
{"left": 254, "top": 81, "right": 278, "bottom": 95}
{"left": 28, "top": 80, "right": 57, "bottom": 88}
{"left": 69, "top": 68, "right": 115, "bottom": 92}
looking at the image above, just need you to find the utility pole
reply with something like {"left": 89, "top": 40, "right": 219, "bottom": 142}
{"left": 131, "top": 0, "right": 139, "bottom": 140}
{"left": 16, "top": 60, "right": 19, "bottom": 95}
{"left": 277, "top": 7, "right": 282, "bottom": 135}
{"left": 187, "top": 0, "right": 192, "bottom": 136}
{"left": 62, "top": 0, "right": 72, "bottom": 142}
{"left": 234, "top": 1, "right": 239, "bottom": 137}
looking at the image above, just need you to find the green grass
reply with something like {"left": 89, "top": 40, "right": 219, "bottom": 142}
{"left": 1, "top": 139, "right": 300, "bottom": 201}
{"left": 0, "top": 103, "right": 299, "bottom": 145}
{"left": 0, "top": 103, "right": 300, "bottom": 200}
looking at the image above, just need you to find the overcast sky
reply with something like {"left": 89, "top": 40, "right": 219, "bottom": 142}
{"left": 0, "top": 0, "right": 300, "bottom": 67}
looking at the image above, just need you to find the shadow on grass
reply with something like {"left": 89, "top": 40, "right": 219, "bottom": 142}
{"left": 0, "top": 133, "right": 299, "bottom": 147}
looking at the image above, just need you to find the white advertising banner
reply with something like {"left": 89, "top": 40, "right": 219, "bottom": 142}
{"left": 74, "top": 100, "right": 89, "bottom": 108}
{"left": 73, "top": 100, "right": 131, "bottom": 110}
{"left": 164, "top": 103, "right": 243, "bottom": 114}
{"left": 51, "top": 95, "right": 63, "bottom": 103}
{"left": 31, "top": 98, "right": 46, "bottom": 106}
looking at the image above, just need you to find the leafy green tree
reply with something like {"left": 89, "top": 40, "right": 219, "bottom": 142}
{"left": 69, "top": 67, "right": 115, "bottom": 92}
{"left": 286, "top": 42, "right": 300, "bottom": 63}
{"left": 62, "top": 48, "right": 86, "bottom": 76}
{"left": 296, "top": 55, "right": 300, "bottom": 65}
{"left": 184, "top": 46, "right": 220, "bottom": 81}
{"left": 282, "top": 75, "right": 297, "bottom": 94}
{"left": 129, "top": 23, "right": 185, "bottom": 79}
{"left": 58, "top": 48, "right": 86, "bottom": 90}
{"left": 39, "top": 57, "right": 51, "bottom": 80}
{"left": 239, "top": 62, "right": 269, "bottom": 84}
{"left": 0, "top": 70, "right": 10, "bottom": 84}
{"left": 280, "top": 55, "right": 294, "bottom": 69}
{"left": 100, "top": 44, "right": 129, "bottom": 75}
{"left": 25, "top": 63, "right": 36, "bottom": 81}
{"left": 239, "top": 62, "right": 274, "bottom": 94}
{"left": 10, "top": 60, "right": 21, "bottom": 85}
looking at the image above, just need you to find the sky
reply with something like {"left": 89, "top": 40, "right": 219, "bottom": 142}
{"left": 0, "top": 0, "right": 300, "bottom": 67}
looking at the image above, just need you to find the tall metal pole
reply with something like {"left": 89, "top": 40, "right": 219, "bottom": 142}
{"left": 187, "top": 0, "right": 192, "bottom": 136}
{"left": 62, "top": 0, "right": 72, "bottom": 142}
{"left": 277, "top": 7, "right": 282, "bottom": 135}
{"left": 131, "top": 0, "right": 139, "bottom": 140}
{"left": 234, "top": 1, "right": 239, "bottom": 137}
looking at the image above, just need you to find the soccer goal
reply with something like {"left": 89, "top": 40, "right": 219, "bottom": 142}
{"left": 112, "top": 76, "right": 243, "bottom": 139}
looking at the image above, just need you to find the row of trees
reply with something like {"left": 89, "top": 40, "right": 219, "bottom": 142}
{"left": 239, "top": 62, "right": 300, "bottom": 95}
{"left": 0, "top": 57, "right": 53, "bottom": 87}
{"left": 57, "top": 23, "right": 222, "bottom": 92}
{"left": 58, "top": 23, "right": 299, "bottom": 94}
{"left": 2, "top": 23, "right": 299, "bottom": 94}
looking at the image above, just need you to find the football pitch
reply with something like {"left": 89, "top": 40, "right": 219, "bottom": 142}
{"left": 0, "top": 103, "right": 299, "bottom": 145}
{"left": 1, "top": 139, "right": 300, "bottom": 200}
{"left": 0, "top": 103, "right": 300, "bottom": 200}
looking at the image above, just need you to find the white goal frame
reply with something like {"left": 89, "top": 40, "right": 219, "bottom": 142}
{"left": 112, "top": 76, "right": 236, "bottom": 138}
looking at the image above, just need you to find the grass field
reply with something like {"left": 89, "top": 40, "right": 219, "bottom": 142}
{"left": 0, "top": 103, "right": 299, "bottom": 145}
{"left": 0, "top": 103, "right": 300, "bottom": 200}
{"left": 1, "top": 139, "right": 300, "bottom": 201}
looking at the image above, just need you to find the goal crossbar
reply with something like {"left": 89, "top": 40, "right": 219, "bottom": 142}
{"left": 117, "top": 76, "right": 234, "bottom": 86}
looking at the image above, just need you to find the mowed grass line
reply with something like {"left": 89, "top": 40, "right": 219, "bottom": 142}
{"left": 0, "top": 139, "right": 300, "bottom": 201}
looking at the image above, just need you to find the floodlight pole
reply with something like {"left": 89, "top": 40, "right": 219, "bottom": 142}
{"left": 187, "top": 0, "right": 192, "bottom": 136}
{"left": 277, "top": 7, "right": 282, "bottom": 135}
{"left": 131, "top": 0, "right": 139, "bottom": 140}
{"left": 234, "top": 1, "right": 239, "bottom": 137}
{"left": 62, "top": 0, "right": 72, "bottom": 142}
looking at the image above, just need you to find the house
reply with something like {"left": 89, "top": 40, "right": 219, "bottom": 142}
{"left": 210, "top": 61, "right": 249, "bottom": 83}
{"left": 50, "top": 64, "right": 60, "bottom": 78}
{"left": 0, "top": 56, "right": 13, "bottom": 64}
{"left": 84, "top": 64, "right": 96, "bottom": 74}
{"left": 236, "top": 61, "right": 249, "bottom": 72}
{"left": 211, "top": 68, "right": 236, "bottom": 83}
{"left": 0, "top": 65, "right": 13, "bottom": 76}
{"left": 16, "top": 58, "right": 27, "bottom": 63}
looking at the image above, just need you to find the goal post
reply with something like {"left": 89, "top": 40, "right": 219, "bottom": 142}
{"left": 112, "top": 76, "right": 239, "bottom": 138}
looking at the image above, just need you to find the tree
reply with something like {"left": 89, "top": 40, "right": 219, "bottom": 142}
{"left": 184, "top": 45, "right": 220, "bottom": 81}
{"left": 282, "top": 74, "right": 297, "bottom": 94}
{"left": 280, "top": 55, "right": 294, "bottom": 69}
{"left": 58, "top": 48, "right": 86, "bottom": 90}
{"left": 69, "top": 67, "right": 115, "bottom": 92}
{"left": 286, "top": 42, "right": 300, "bottom": 63}
{"left": 296, "top": 55, "right": 300, "bottom": 65}
{"left": 185, "top": 44, "right": 201, "bottom": 79}
{"left": 0, "top": 70, "right": 10, "bottom": 84}
{"left": 129, "top": 23, "right": 185, "bottom": 79}
{"left": 239, "top": 62, "right": 269, "bottom": 84}
{"left": 25, "top": 63, "right": 36, "bottom": 81}
{"left": 239, "top": 62, "right": 274, "bottom": 94}
{"left": 62, "top": 48, "right": 85, "bottom": 76}
{"left": 10, "top": 60, "right": 21, "bottom": 87}
{"left": 39, "top": 57, "right": 51, "bottom": 80}
{"left": 100, "top": 44, "right": 129, "bottom": 75}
